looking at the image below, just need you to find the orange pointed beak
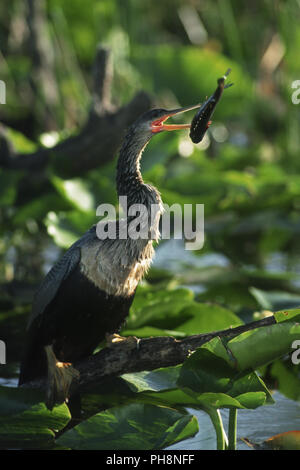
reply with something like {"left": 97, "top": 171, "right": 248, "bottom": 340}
{"left": 151, "top": 103, "right": 201, "bottom": 133}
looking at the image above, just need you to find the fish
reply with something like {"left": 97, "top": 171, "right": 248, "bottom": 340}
{"left": 189, "top": 68, "right": 233, "bottom": 144}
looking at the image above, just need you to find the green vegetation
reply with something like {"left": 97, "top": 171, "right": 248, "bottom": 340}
{"left": 1, "top": 0, "right": 300, "bottom": 450}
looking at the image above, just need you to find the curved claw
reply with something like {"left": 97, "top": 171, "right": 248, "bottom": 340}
{"left": 106, "top": 333, "right": 140, "bottom": 351}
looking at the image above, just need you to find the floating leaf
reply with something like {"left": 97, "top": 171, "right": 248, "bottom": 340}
{"left": 0, "top": 386, "right": 70, "bottom": 449}
{"left": 56, "top": 403, "right": 198, "bottom": 450}
{"left": 176, "top": 337, "right": 272, "bottom": 410}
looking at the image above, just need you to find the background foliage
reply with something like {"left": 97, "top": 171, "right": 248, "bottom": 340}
{"left": 0, "top": 0, "right": 300, "bottom": 450}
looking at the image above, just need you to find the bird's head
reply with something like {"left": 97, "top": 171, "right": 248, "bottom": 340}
{"left": 132, "top": 104, "right": 202, "bottom": 139}
{"left": 118, "top": 103, "right": 202, "bottom": 199}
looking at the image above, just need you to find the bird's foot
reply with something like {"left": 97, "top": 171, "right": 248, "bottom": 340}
{"left": 106, "top": 333, "right": 140, "bottom": 350}
{"left": 44, "top": 345, "right": 80, "bottom": 410}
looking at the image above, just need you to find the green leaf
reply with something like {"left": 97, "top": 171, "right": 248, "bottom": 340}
{"left": 197, "top": 283, "right": 259, "bottom": 313}
{"left": 270, "top": 360, "right": 300, "bottom": 401}
{"left": 178, "top": 347, "right": 235, "bottom": 394}
{"left": 227, "top": 322, "right": 300, "bottom": 371}
{"left": 121, "top": 367, "right": 181, "bottom": 393}
{"left": 154, "top": 414, "right": 199, "bottom": 450}
{"left": 176, "top": 337, "right": 273, "bottom": 410}
{"left": 56, "top": 403, "right": 198, "bottom": 450}
{"left": 124, "top": 366, "right": 267, "bottom": 411}
{"left": 45, "top": 211, "right": 80, "bottom": 248}
{"left": 6, "top": 127, "right": 37, "bottom": 153}
{"left": 12, "top": 193, "right": 65, "bottom": 225}
{"left": 176, "top": 302, "right": 242, "bottom": 334}
{"left": 234, "top": 392, "right": 267, "bottom": 408}
{"left": 250, "top": 287, "right": 300, "bottom": 311}
{"left": 132, "top": 45, "right": 251, "bottom": 118}
{"left": 0, "top": 386, "right": 70, "bottom": 449}
{"left": 127, "top": 286, "right": 195, "bottom": 330}
{"left": 122, "top": 326, "right": 186, "bottom": 338}
{"left": 145, "top": 389, "right": 251, "bottom": 410}
{"left": 51, "top": 175, "right": 95, "bottom": 212}
{"left": 274, "top": 308, "right": 300, "bottom": 323}
{"left": 0, "top": 169, "right": 18, "bottom": 206}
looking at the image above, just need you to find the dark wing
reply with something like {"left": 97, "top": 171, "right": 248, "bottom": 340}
{"left": 28, "top": 247, "right": 81, "bottom": 328}
{"left": 28, "top": 226, "right": 98, "bottom": 328}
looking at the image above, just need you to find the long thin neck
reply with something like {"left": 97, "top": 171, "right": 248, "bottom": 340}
{"left": 116, "top": 128, "right": 163, "bottom": 242}
{"left": 116, "top": 128, "right": 151, "bottom": 207}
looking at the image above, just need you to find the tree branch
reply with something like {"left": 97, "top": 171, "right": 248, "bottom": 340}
{"left": 0, "top": 45, "right": 152, "bottom": 178}
{"left": 25, "top": 0, "right": 60, "bottom": 129}
{"left": 21, "top": 316, "right": 276, "bottom": 398}
{"left": 90, "top": 46, "right": 113, "bottom": 115}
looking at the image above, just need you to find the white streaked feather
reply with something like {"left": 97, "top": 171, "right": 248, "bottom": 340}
{"left": 80, "top": 196, "right": 163, "bottom": 297}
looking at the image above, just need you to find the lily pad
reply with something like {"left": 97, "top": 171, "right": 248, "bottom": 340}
{"left": 0, "top": 386, "right": 70, "bottom": 449}
{"left": 56, "top": 403, "right": 198, "bottom": 450}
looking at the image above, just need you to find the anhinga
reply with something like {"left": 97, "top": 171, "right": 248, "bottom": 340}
{"left": 19, "top": 104, "right": 200, "bottom": 408}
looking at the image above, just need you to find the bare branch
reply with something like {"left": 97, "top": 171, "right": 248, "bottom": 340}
{"left": 21, "top": 316, "right": 276, "bottom": 398}
{"left": 26, "top": 0, "right": 60, "bottom": 129}
{"left": 90, "top": 46, "right": 113, "bottom": 115}
{"left": 0, "top": 45, "right": 152, "bottom": 178}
